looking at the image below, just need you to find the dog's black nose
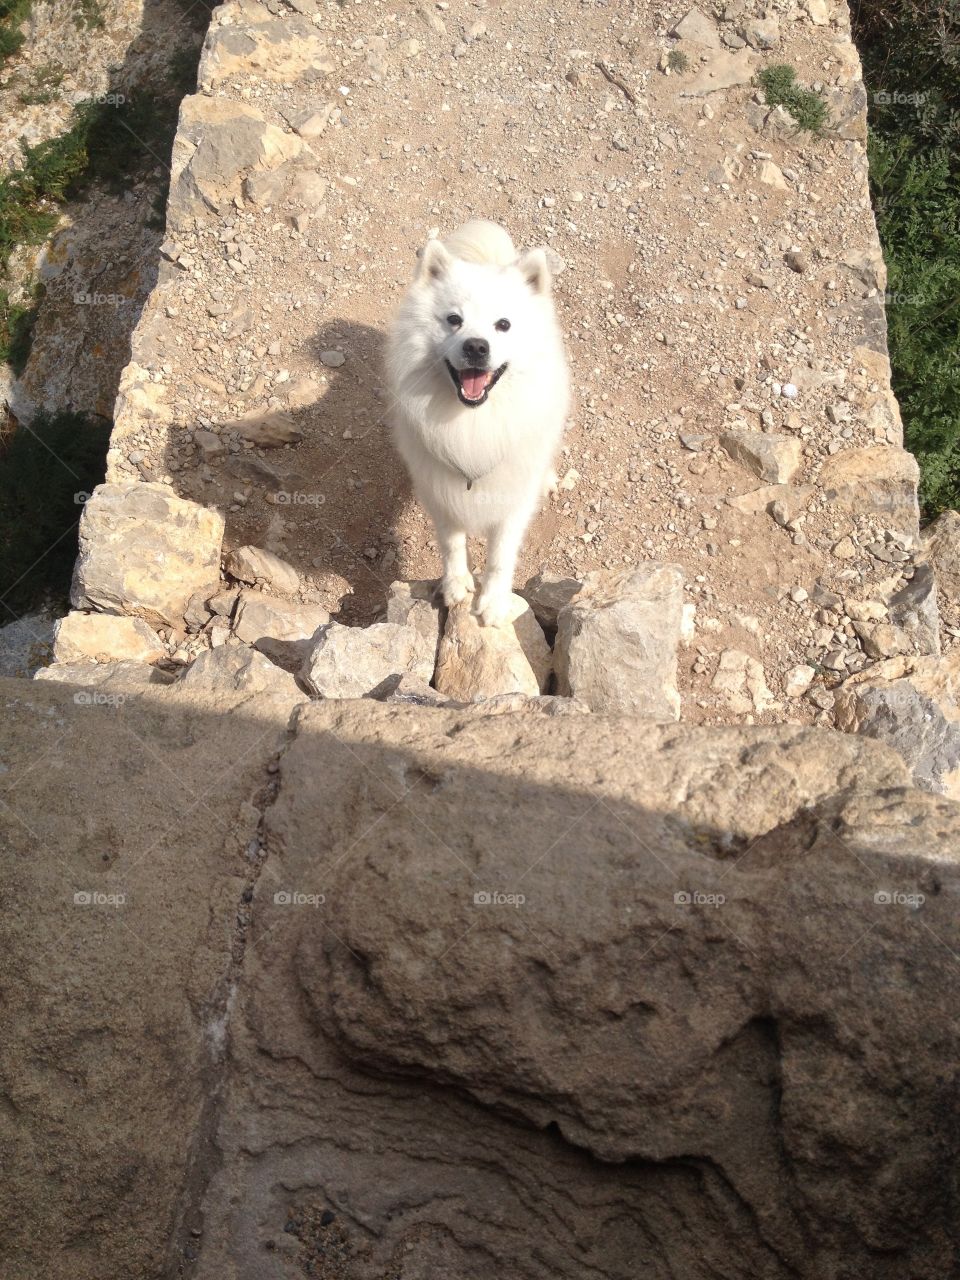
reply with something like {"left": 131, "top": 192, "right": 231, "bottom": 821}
{"left": 461, "top": 337, "right": 489, "bottom": 365}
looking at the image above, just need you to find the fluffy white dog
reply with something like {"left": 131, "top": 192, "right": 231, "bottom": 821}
{"left": 386, "top": 220, "right": 570, "bottom": 627}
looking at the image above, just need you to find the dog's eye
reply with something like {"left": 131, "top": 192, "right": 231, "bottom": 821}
{"left": 494, "top": 318, "right": 511, "bottom": 332}
{"left": 446, "top": 313, "right": 463, "bottom": 329}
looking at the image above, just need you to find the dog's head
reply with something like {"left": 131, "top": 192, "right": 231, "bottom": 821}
{"left": 403, "top": 238, "right": 553, "bottom": 409}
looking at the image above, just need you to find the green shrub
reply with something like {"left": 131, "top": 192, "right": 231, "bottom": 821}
{"left": 852, "top": 0, "right": 960, "bottom": 514}
{"left": 755, "top": 63, "right": 828, "bottom": 134}
{"left": 0, "top": 413, "right": 110, "bottom": 614}
{"left": 0, "top": 0, "right": 31, "bottom": 62}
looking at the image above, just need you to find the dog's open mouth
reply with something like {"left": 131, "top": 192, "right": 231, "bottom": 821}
{"left": 445, "top": 360, "right": 507, "bottom": 408}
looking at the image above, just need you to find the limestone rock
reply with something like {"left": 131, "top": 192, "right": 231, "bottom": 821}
{"left": 34, "top": 659, "right": 175, "bottom": 692}
{"left": 224, "top": 545, "right": 299, "bottom": 596}
{"left": 169, "top": 97, "right": 301, "bottom": 219}
{"left": 434, "top": 595, "right": 551, "bottom": 701}
{"left": 367, "top": 672, "right": 453, "bottom": 706}
{"left": 175, "top": 646, "right": 305, "bottom": 713}
{"left": 554, "top": 565, "right": 684, "bottom": 718}
{"left": 887, "top": 564, "right": 941, "bottom": 656}
{"left": 757, "top": 159, "right": 789, "bottom": 190}
{"left": 71, "top": 482, "right": 224, "bottom": 627}
{"left": 232, "top": 594, "right": 329, "bottom": 670}
{"left": 818, "top": 446, "right": 920, "bottom": 540}
{"left": 473, "top": 692, "right": 591, "bottom": 716}
{"left": 212, "top": 700, "right": 959, "bottom": 1280}
{"left": 681, "top": 48, "right": 758, "bottom": 95}
{"left": 671, "top": 8, "right": 722, "bottom": 47}
{"left": 0, "top": 673, "right": 284, "bottom": 1279}
{"left": 834, "top": 652, "right": 960, "bottom": 799}
{"left": 739, "top": 13, "right": 780, "bottom": 48}
{"left": 232, "top": 408, "right": 303, "bottom": 448}
{"left": 720, "top": 430, "right": 802, "bottom": 484}
{"left": 727, "top": 483, "right": 813, "bottom": 523}
{"left": 52, "top": 612, "right": 165, "bottom": 665}
{"left": 301, "top": 622, "right": 435, "bottom": 698}
{"left": 923, "top": 509, "right": 960, "bottom": 593}
{"left": 521, "top": 572, "right": 584, "bottom": 630}
{"left": 383, "top": 580, "right": 442, "bottom": 657}
{"left": 784, "top": 664, "right": 816, "bottom": 697}
{"left": 711, "top": 648, "right": 779, "bottom": 714}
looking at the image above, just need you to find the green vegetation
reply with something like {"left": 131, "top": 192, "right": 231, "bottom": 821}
{"left": 755, "top": 64, "right": 828, "bottom": 134}
{"left": 74, "top": 0, "right": 104, "bottom": 29}
{"left": 16, "top": 60, "right": 63, "bottom": 104}
{"left": 667, "top": 49, "right": 689, "bottom": 73}
{"left": 852, "top": 0, "right": 960, "bottom": 514}
{"left": 0, "top": 281, "right": 43, "bottom": 373}
{"left": 0, "top": 413, "right": 111, "bottom": 615}
{"left": 0, "top": 0, "right": 31, "bottom": 62}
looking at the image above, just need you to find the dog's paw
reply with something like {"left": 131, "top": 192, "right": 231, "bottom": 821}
{"left": 473, "top": 588, "right": 515, "bottom": 628}
{"left": 543, "top": 467, "right": 559, "bottom": 500}
{"left": 441, "top": 570, "right": 475, "bottom": 607}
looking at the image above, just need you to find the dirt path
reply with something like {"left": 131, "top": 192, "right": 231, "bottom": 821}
{"left": 105, "top": 0, "right": 929, "bottom": 724}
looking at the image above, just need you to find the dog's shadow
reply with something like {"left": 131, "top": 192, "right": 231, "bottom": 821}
{"left": 166, "top": 320, "right": 422, "bottom": 624}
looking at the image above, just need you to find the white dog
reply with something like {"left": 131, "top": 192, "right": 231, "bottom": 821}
{"left": 386, "top": 220, "right": 570, "bottom": 627}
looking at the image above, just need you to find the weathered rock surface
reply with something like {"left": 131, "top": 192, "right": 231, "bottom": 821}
{"left": 383, "top": 579, "right": 442, "bottom": 657}
{"left": 223, "top": 545, "right": 300, "bottom": 596}
{"left": 232, "top": 593, "right": 329, "bottom": 670}
{"left": 720, "top": 430, "right": 802, "bottom": 484}
{"left": 71, "top": 483, "right": 224, "bottom": 627}
{"left": 434, "top": 595, "right": 551, "bottom": 701}
{"left": 554, "top": 565, "right": 684, "bottom": 718}
{"left": 301, "top": 621, "right": 434, "bottom": 698}
{"left": 52, "top": 611, "right": 165, "bottom": 665}
{"left": 819, "top": 446, "right": 921, "bottom": 541}
{"left": 834, "top": 651, "right": 960, "bottom": 799}
{"left": 174, "top": 645, "right": 305, "bottom": 715}
{"left": 34, "top": 659, "right": 176, "bottom": 693}
{"left": 191, "top": 702, "right": 959, "bottom": 1280}
{"left": 521, "top": 571, "right": 584, "bottom": 630}
{"left": 0, "top": 672, "right": 287, "bottom": 1280}
{"left": 923, "top": 509, "right": 960, "bottom": 582}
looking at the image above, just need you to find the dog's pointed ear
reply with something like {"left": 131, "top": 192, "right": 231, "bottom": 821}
{"left": 516, "top": 247, "right": 551, "bottom": 295}
{"left": 417, "top": 238, "right": 453, "bottom": 282}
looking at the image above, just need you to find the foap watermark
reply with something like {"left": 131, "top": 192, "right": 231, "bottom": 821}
{"left": 74, "top": 290, "right": 131, "bottom": 308}
{"left": 873, "top": 90, "right": 928, "bottom": 107}
{"left": 273, "top": 890, "right": 325, "bottom": 907}
{"left": 73, "top": 690, "right": 126, "bottom": 708}
{"left": 874, "top": 889, "right": 925, "bottom": 909}
{"left": 473, "top": 890, "right": 525, "bottom": 908}
{"left": 274, "top": 490, "right": 326, "bottom": 506}
{"left": 74, "top": 490, "right": 92, "bottom": 504}
{"left": 674, "top": 890, "right": 725, "bottom": 908}
{"left": 74, "top": 890, "right": 126, "bottom": 907}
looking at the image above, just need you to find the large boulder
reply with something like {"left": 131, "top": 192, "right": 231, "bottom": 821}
{"left": 71, "top": 483, "right": 224, "bottom": 628}
{"left": 434, "top": 595, "right": 551, "bottom": 700}
{"left": 190, "top": 703, "right": 959, "bottom": 1280}
{"left": 554, "top": 565, "right": 684, "bottom": 718}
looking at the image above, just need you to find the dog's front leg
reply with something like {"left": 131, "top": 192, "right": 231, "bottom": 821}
{"left": 474, "top": 514, "right": 527, "bottom": 627}
{"left": 436, "top": 518, "right": 475, "bottom": 606}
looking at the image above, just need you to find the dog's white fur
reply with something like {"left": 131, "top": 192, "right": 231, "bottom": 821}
{"left": 386, "top": 220, "right": 570, "bottom": 627}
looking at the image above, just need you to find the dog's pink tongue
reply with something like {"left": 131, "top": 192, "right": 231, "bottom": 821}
{"left": 461, "top": 369, "right": 491, "bottom": 400}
